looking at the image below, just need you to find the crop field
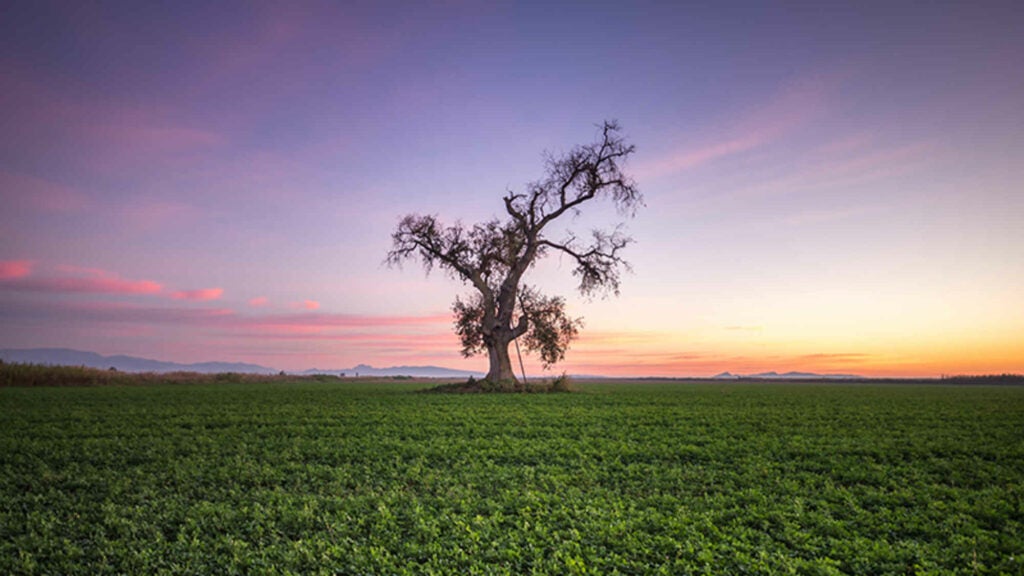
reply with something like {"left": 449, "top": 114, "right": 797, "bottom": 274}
{"left": 2, "top": 379, "right": 1023, "bottom": 575}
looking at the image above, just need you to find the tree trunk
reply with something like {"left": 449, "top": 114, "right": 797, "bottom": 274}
{"left": 484, "top": 335, "right": 517, "bottom": 389}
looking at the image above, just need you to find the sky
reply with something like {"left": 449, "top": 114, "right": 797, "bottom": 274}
{"left": 1, "top": 1, "right": 1022, "bottom": 377}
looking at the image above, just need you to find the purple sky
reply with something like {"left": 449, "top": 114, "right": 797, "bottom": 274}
{"left": 2, "top": 1, "right": 1022, "bottom": 376}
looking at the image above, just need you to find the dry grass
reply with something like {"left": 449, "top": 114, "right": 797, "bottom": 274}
{"left": 0, "top": 362, "right": 286, "bottom": 387}
{"left": 0, "top": 362, "right": 466, "bottom": 387}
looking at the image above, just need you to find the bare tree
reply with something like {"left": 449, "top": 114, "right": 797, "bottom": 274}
{"left": 387, "top": 121, "right": 640, "bottom": 388}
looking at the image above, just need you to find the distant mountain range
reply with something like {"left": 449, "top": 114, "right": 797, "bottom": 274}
{"left": 712, "top": 371, "right": 863, "bottom": 380}
{"left": 0, "top": 348, "right": 483, "bottom": 378}
{"left": 301, "top": 364, "right": 483, "bottom": 378}
{"left": 0, "top": 348, "right": 277, "bottom": 374}
{"left": 0, "top": 348, "right": 863, "bottom": 380}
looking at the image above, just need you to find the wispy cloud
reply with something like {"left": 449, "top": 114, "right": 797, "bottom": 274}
{"left": 637, "top": 74, "right": 836, "bottom": 179}
{"left": 0, "top": 171, "right": 91, "bottom": 213}
{"left": 0, "top": 261, "right": 230, "bottom": 302}
{"left": 0, "top": 64, "right": 226, "bottom": 176}
{"left": 1, "top": 265, "right": 163, "bottom": 295}
{"left": 806, "top": 141, "right": 935, "bottom": 186}
{"left": 795, "top": 352, "right": 873, "bottom": 364}
{"left": 245, "top": 312, "right": 452, "bottom": 330}
{"left": 0, "top": 297, "right": 451, "bottom": 332}
{"left": 187, "top": 2, "right": 393, "bottom": 95}
{"left": 170, "top": 288, "right": 224, "bottom": 301}
{"left": 10, "top": 276, "right": 163, "bottom": 295}
{"left": 92, "top": 124, "right": 225, "bottom": 152}
{"left": 226, "top": 329, "right": 458, "bottom": 348}
{"left": 120, "top": 200, "right": 199, "bottom": 231}
{"left": 723, "top": 139, "right": 937, "bottom": 206}
{"left": 248, "top": 296, "right": 269, "bottom": 307}
{"left": 637, "top": 134, "right": 766, "bottom": 179}
{"left": 0, "top": 300, "right": 234, "bottom": 324}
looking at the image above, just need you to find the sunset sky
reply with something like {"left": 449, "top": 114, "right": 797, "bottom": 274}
{"left": 2, "top": 1, "right": 1022, "bottom": 377}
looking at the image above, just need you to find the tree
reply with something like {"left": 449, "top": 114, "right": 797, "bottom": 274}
{"left": 386, "top": 121, "right": 641, "bottom": 388}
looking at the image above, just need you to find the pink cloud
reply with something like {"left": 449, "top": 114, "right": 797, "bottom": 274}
{"left": 248, "top": 296, "right": 269, "bottom": 307}
{"left": 30, "top": 277, "right": 163, "bottom": 295}
{"left": 228, "top": 330, "right": 458, "bottom": 347}
{"left": 171, "top": 288, "right": 224, "bottom": 301}
{"left": 250, "top": 312, "right": 451, "bottom": 329}
{"left": 0, "top": 260, "right": 33, "bottom": 280}
{"left": 1, "top": 299, "right": 453, "bottom": 343}
{"left": 1, "top": 264, "right": 163, "bottom": 295}
{"left": 0, "top": 298, "right": 452, "bottom": 333}
{"left": 291, "top": 299, "right": 320, "bottom": 311}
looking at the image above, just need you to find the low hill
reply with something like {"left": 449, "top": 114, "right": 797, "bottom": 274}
{"left": 0, "top": 348, "right": 484, "bottom": 378}
{"left": 712, "top": 370, "right": 863, "bottom": 380}
{"left": 0, "top": 348, "right": 276, "bottom": 374}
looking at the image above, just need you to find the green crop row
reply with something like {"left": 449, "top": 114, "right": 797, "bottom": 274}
{"left": 2, "top": 382, "right": 1022, "bottom": 574}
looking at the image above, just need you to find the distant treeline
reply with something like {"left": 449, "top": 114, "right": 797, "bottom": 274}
{"left": 0, "top": 361, "right": 285, "bottom": 387}
{"left": 0, "top": 361, "right": 430, "bottom": 387}
{"left": 939, "top": 374, "right": 1024, "bottom": 386}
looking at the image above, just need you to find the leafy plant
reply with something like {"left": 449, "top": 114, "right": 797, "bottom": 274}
{"left": 2, "top": 381, "right": 1022, "bottom": 574}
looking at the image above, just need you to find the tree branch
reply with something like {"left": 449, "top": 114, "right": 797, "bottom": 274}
{"left": 503, "top": 191, "right": 528, "bottom": 229}
{"left": 386, "top": 214, "right": 493, "bottom": 299}
{"left": 538, "top": 226, "right": 632, "bottom": 296}
{"left": 521, "top": 121, "right": 641, "bottom": 231}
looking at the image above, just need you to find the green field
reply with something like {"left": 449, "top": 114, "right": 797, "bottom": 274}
{"left": 2, "top": 380, "right": 1022, "bottom": 574}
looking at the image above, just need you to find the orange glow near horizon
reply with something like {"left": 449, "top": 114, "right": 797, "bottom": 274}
{"left": 3, "top": 255, "right": 1019, "bottom": 377}
{"left": 548, "top": 327, "right": 1024, "bottom": 378}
